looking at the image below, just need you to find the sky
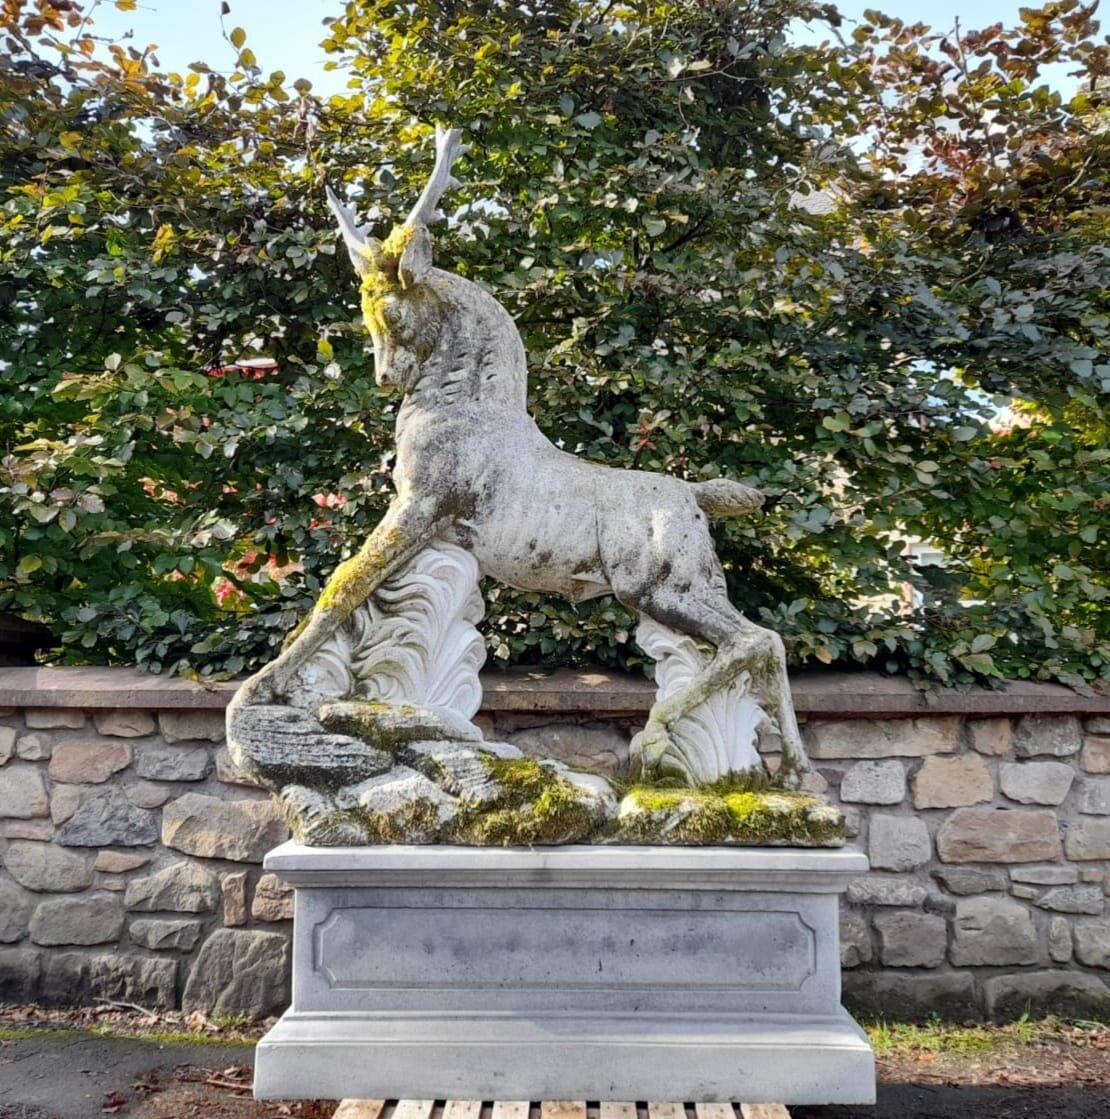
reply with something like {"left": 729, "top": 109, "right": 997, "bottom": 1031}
{"left": 91, "top": 0, "right": 1073, "bottom": 97}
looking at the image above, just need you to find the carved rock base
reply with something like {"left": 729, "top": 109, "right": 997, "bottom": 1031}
{"left": 254, "top": 843, "right": 876, "bottom": 1104}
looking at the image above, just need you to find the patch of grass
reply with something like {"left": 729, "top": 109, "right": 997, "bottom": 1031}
{"left": 865, "top": 1014, "right": 1080, "bottom": 1056}
{"left": 0, "top": 1026, "right": 81, "bottom": 1042}
{"left": 0, "top": 1024, "right": 255, "bottom": 1048}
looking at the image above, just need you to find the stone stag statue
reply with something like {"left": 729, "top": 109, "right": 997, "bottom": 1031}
{"left": 228, "top": 127, "right": 831, "bottom": 847}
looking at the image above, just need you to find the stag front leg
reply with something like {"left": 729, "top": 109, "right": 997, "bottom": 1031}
{"left": 239, "top": 498, "right": 441, "bottom": 705}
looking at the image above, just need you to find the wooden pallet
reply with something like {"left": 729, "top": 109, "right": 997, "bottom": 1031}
{"left": 332, "top": 1101, "right": 789, "bottom": 1119}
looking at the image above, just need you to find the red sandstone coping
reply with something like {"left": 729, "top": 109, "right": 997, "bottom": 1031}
{"left": 0, "top": 665, "right": 1106, "bottom": 718}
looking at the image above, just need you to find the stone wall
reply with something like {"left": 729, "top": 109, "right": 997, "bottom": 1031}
{"left": 0, "top": 666, "right": 1107, "bottom": 1021}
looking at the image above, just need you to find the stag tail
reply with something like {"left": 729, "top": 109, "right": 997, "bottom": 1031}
{"left": 691, "top": 478, "right": 764, "bottom": 518}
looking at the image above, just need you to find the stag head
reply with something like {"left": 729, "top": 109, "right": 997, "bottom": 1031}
{"left": 327, "top": 126, "right": 467, "bottom": 390}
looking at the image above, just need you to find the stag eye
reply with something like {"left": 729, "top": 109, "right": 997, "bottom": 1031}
{"left": 382, "top": 301, "right": 404, "bottom": 330}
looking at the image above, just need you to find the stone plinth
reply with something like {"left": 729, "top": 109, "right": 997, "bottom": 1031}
{"left": 254, "top": 843, "right": 875, "bottom": 1104}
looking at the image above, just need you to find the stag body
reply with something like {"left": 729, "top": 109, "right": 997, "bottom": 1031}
{"left": 244, "top": 129, "right": 809, "bottom": 776}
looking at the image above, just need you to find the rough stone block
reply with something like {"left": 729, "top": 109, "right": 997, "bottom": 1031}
{"left": 57, "top": 787, "right": 158, "bottom": 847}
{"left": 130, "top": 917, "right": 203, "bottom": 951}
{"left": 221, "top": 870, "right": 249, "bottom": 926}
{"left": 0, "top": 725, "right": 16, "bottom": 763}
{"left": 868, "top": 814, "right": 931, "bottom": 871}
{"left": 1074, "top": 918, "right": 1110, "bottom": 968}
{"left": 1087, "top": 717, "right": 1110, "bottom": 735}
{"left": 135, "top": 745, "right": 211, "bottom": 782}
{"left": 95, "top": 851, "right": 151, "bottom": 874}
{"left": 950, "top": 897, "right": 1038, "bottom": 966}
{"left": 182, "top": 928, "right": 289, "bottom": 1017}
{"left": 1048, "top": 916, "right": 1072, "bottom": 963}
{"left": 0, "top": 765, "right": 49, "bottom": 818}
{"left": 1064, "top": 818, "right": 1110, "bottom": 861}
{"left": 508, "top": 722, "right": 630, "bottom": 776}
{"left": 215, "top": 745, "right": 264, "bottom": 788}
{"left": 1012, "top": 715, "right": 1081, "bottom": 758}
{"left": 807, "top": 718, "right": 959, "bottom": 760}
{"left": 1081, "top": 735, "right": 1110, "bottom": 774}
{"left": 3, "top": 819, "right": 54, "bottom": 840}
{"left": 48, "top": 740, "right": 132, "bottom": 784}
{"left": 124, "top": 861, "right": 220, "bottom": 913}
{"left": 1010, "top": 865, "right": 1077, "bottom": 885}
{"left": 842, "top": 971, "right": 977, "bottom": 1022}
{"left": 1035, "top": 885, "right": 1103, "bottom": 915}
{"left": 998, "top": 760, "right": 1074, "bottom": 806}
{"left": 4, "top": 841, "right": 94, "bottom": 893}
{"left": 912, "top": 755, "right": 993, "bottom": 809}
{"left": 41, "top": 951, "right": 176, "bottom": 1009}
{"left": 159, "top": 710, "right": 226, "bottom": 744}
{"left": 983, "top": 970, "right": 1109, "bottom": 1021}
{"left": 1076, "top": 777, "right": 1110, "bottom": 815}
{"left": 967, "top": 718, "right": 1011, "bottom": 757}
{"left": 839, "top": 761, "right": 905, "bottom": 805}
{"left": 162, "top": 793, "right": 287, "bottom": 862}
{"left": 845, "top": 877, "right": 926, "bottom": 907}
{"left": 15, "top": 732, "right": 53, "bottom": 761}
{"left": 29, "top": 893, "right": 124, "bottom": 946}
{"left": 127, "top": 780, "right": 176, "bottom": 808}
{"left": 873, "top": 911, "right": 946, "bottom": 968}
{"left": 93, "top": 709, "right": 156, "bottom": 738}
{"left": 936, "top": 807, "right": 1061, "bottom": 863}
{"left": 839, "top": 913, "right": 871, "bottom": 968}
{"left": 252, "top": 873, "right": 294, "bottom": 922}
{"left": 25, "top": 708, "right": 85, "bottom": 730}
{"left": 0, "top": 947, "right": 41, "bottom": 1002}
{"left": 931, "top": 867, "right": 1007, "bottom": 895}
{"left": 0, "top": 878, "right": 34, "bottom": 942}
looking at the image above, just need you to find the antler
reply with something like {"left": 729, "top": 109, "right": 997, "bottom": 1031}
{"left": 404, "top": 125, "right": 468, "bottom": 228}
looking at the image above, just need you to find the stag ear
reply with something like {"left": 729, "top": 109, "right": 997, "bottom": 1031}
{"left": 397, "top": 223, "right": 434, "bottom": 290}
{"left": 326, "top": 184, "right": 385, "bottom": 279}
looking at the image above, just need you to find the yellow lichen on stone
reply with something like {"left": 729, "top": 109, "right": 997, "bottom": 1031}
{"left": 315, "top": 529, "right": 401, "bottom": 617}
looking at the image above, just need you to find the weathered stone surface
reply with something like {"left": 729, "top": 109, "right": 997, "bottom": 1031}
{"left": 0, "top": 946, "right": 41, "bottom": 1002}
{"left": 95, "top": 850, "right": 151, "bottom": 874}
{"left": 1077, "top": 777, "right": 1110, "bottom": 815}
{"left": 1074, "top": 918, "right": 1110, "bottom": 968}
{"left": 135, "top": 745, "right": 211, "bottom": 782}
{"left": 1010, "top": 864, "right": 1077, "bottom": 885}
{"left": 57, "top": 787, "right": 158, "bottom": 847}
{"left": 1035, "top": 885, "right": 1103, "bottom": 915}
{"left": 508, "top": 722, "right": 630, "bottom": 776}
{"left": 873, "top": 911, "right": 946, "bottom": 968}
{"left": 839, "top": 912, "right": 872, "bottom": 968}
{"left": 807, "top": 717, "right": 959, "bottom": 760}
{"left": 94, "top": 709, "right": 156, "bottom": 738}
{"left": 3, "top": 840, "right": 94, "bottom": 892}
{"left": 840, "top": 804, "right": 861, "bottom": 838}
{"left": 41, "top": 951, "right": 176, "bottom": 1009}
{"left": 162, "top": 794, "right": 287, "bottom": 862}
{"left": 1011, "top": 884, "right": 1038, "bottom": 900}
{"left": 221, "top": 870, "right": 249, "bottom": 926}
{"left": 124, "top": 861, "right": 220, "bottom": 913}
{"left": 159, "top": 710, "right": 226, "bottom": 744}
{"left": 30, "top": 893, "right": 124, "bottom": 946}
{"left": 842, "top": 971, "right": 977, "bottom": 1022}
{"left": 49, "top": 784, "right": 82, "bottom": 824}
{"left": 1048, "top": 916, "right": 1072, "bottom": 963}
{"left": 932, "top": 867, "right": 1008, "bottom": 895}
{"left": 998, "top": 760, "right": 1074, "bottom": 806}
{"left": 983, "top": 970, "right": 1110, "bottom": 1021}
{"left": 1081, "top": 735, "right": 1110, "bottom": 774}
{"left": 15, "top": 732, "right": 52, "bottom": 761}
{"left": 1087, "top": 716, "right": 1110, "bottom": 735}
{"left": 251, "top": 873, "right": 294, "bottom": 922}
{"left": 1065, "top": 818, "right": 1110, "bottom": 861}
{"left": 0, "top": 878, "right": 34, "bottom": 942}
{"left": 1012, "top": 714, "right": 1081, "bottom": 758}
{"left": 936, "top": 807, "right": 1061, "bottom": 863}
{"left": 967, "top": 718, "right": 1012, "bottom": 757}
{"left": 26, "top": 708, "right": 85, "bottom": 729}
{"left": 0, "top": 725, "right": 16, "bottom": 763}
{"left": 845, "top": 877, "right": 927, "bottom": 907}
{"left": 839, "top": 761, "right": 905, "bottom": 805}
{"left": 3, "top": 819, "right": 54, "bottom": 840}
{"left": 868, "top": 814, "right": 931, "bottom": 871}
{"left": 950, "top": 897, "right": 1038, "bottom": 966}
{"left": 912, "top": 755, "right": 993, "bottom": 809}
{"left": 130, "top": 917, "right": 203, "bottom": 951}
{"left": 0, "top": 765, "right": 48, "bottom": 818}
{"left": 335, "top": 767, "right": 460, "bottom": 844}
{"left": 127, "top": 780, "right": 176, "bottom": 808}
{"left": 182, "top": 929, "right": 289, "bottom": 1017}
{"left": 48, "top": 740, "right": 132, "bottom": 784}
{"left": 215, "top": 746, "right": 263, "bottom": 788}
